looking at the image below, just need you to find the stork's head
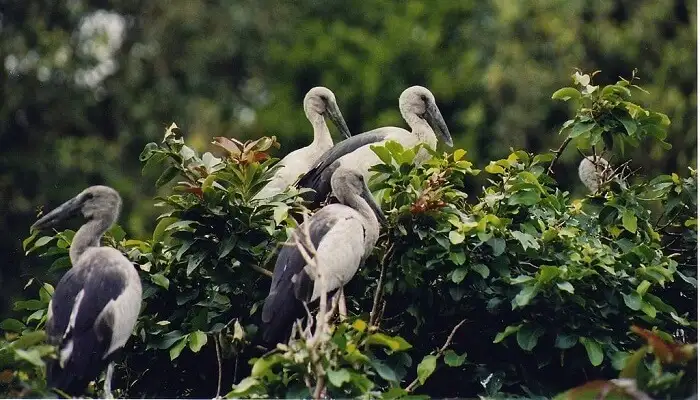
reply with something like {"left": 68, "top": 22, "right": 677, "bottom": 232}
{"left": 32, "top": 185, "right": 122, "bottom": 231}
{"left": 331, "top": 168, "right": 386, "bottom": 225}
{"left": 399, "top": 86, "right": 453, "bottom": 147}
{"left": 303, "top": 87, "right": 352, "bottom": 139}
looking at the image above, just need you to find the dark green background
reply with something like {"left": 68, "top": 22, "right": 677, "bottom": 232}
{"left": 1, "top": 0, "right": 696, "bottom": 314}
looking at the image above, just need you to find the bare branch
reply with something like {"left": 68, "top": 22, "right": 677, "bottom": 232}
{"left": 370, "top": 243, "right": 393, "bottom": 327}
{"left": 214, "top": 335, "right": 223, "bottom": 399}
{"left": 249, "top": 264, "right": 273, "bottom": 278}
{"left": 548, "top": 137, "right": 572, "bottom": 175}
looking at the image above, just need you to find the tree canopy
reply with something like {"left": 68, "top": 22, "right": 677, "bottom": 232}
{"left": 0, "top": 70, "right": 696, "bottom": 399}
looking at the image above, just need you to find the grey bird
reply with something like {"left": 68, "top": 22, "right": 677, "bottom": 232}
{"left": 255, "top": 87, "right": 352, "bottom": 200}
{"left": 261, "top": 167, "right": 386, "bottom": 344}
{"left": 32, "top": 186, "right": 142, "bottom": 398}
{"left": 297, "top": 85, "right": 453, "bottom": 208}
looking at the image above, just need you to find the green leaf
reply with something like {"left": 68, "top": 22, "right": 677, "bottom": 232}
{"left": 13, "top": 349, "right": 45, "bottom": 367}
{"left": 513, "top": 285, "right": 539, "bottom": 308}
{"left": 371, "top": 145, "right": 394, "bottom": 165}
{"left": 381, "top": 387, "right": 409, "bottom": 399}
{"left": 556, "top": 281, "right": 575, "bottom": 294}
{"left": 622, "top": 292, "right": 641, "bottom": 311}
{"left": 416, "top": 354, "right": 437, "bottom": 385}
{"left": 273, "top": 205, "right": 289, "bottom": 225}
{"left": 493, "top": 324, "right": 522, "bottom": 343}
{"left": 26, "top": 236, "right": 54, "bottom": 254}
{"left": 554, "top": 333, "right": 578, "bottom": 349}
{"left": 636, "top": 280, "right": 651, "bottom": 296}
{"left": 443, "top": 350, "right": 467, "bottom": 367}
{"left": 511, "top": 230, "right": 540, "bottom": 251}
{"left": 552, "top": 87, "right": 581, "bottom": 101}
{"left": 187, "top": 252, "right": 207, "bottom": 275}
{"left": 622, "top": 209, "right": 637, "bottom": 233}
{"left": 640, "top": 301, "right": 657, "bottom": 318}
{"left": 537, "top": 266, "right": 560, "bottom": 284}
{"left": 327, "top": 369, "right": 351, "bottom": 388}
{"left": 156, "top": 165, "right": 179, "bottom": 188}
{"left": 449, "top": 231, "right": 465, "bottom": 245}
{"left": 619, "top": 347, "right": 647, "bottom": 379}
{"left": 150, "top": 273, "right": 170, "bottom": 290}
{"left": 13, "top": 300, "right": 45, "bottom": 311}
{"left": 485, "top": 163, "right": 505, "bottom": 174}
{"left": 580, "top": 337, "right": 604, "bottom": 366}
{"left": 516, "top": 324, "right": 545, "bottom": 351}
{"left": 367, "top": 333, "right": 412, "bottom": 351}
{"left": 369, "top": 358, "right": 398, "bottom": 383}
{"left": 568, "top": 121, "right": 596, "bottom": 138}
{"left": 0, "top": 318, "right": 26, "bottom": 333}
{"left": 451, "top": 268, "right": 468, "bottom": 283}
{"left": 152, "top": 217, "right": 178, "bottom": 242}
{"left": 449, "top": 251, "right": 466, "bottom": 266}
{"left": 616, "top": 113, "right": 637, "bottom": 136}
{"left": 472, "top": 264, "right": 489, "bottom": 279}
{"left": 487, "top": 237, "right": 506, "bottom": 256}
{"left": 169, "top": 337, "right": 188, "bottom": 360}
{"left": 188, "top": 331, "right": 207, "bottom": 353}
{"left": 508, "top": 190, "right": 540, "bottom": 206}
{"left": 453, "top": 149, "right": 467, "bottom": 161}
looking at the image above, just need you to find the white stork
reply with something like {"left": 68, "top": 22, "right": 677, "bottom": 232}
{"left": 32, "top": 185, "right": 142, "bottom": 398}
{"left": 261, "top": 167, "right": 385, "bottom": 344}
{"left": 254, "top": 86, "right": 352, "bottom": 200}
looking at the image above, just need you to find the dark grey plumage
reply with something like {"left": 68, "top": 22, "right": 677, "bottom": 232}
{"left": 262, "top": 168, "right": 385, "bottom": 345}
{"left": 32, "top": 185, "right": 142, "bottom": 398}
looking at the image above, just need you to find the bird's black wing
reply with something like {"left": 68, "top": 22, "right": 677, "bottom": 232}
{"left": 47, "top": 264, "right": 127, "bottom": 396}
{"left": 297, "top": 130, "right": 390, "bottom": 207}
{"left": 261, "top": 209, "right": 339, "bottom": 344}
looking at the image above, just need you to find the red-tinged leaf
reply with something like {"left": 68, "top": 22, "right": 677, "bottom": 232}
{"left": 253, "top": 152, "right": 270, "bottom": 162}
{"left": 182, "top": 187, "right": 204, "bottom": 199}
{"left": 212, "top": 137, "right": 242, "bottom": 156}
{"left": 629, "top": 326, "right": 694, "bottom": 364}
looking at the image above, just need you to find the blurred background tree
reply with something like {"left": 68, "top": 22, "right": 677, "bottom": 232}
{"left": 0, "top": 0, "right": 696, "bottom": 314}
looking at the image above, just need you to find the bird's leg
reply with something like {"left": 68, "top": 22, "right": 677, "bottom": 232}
{"left": 103, "top": 362, "right": 115, "bottom": 399}
{"left": 338, "top": 287, "right": 347, "bottom": 321}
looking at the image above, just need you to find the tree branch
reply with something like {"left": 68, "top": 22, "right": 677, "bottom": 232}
{"left": 214, "top": 335, "right": 222, "bottom": 399}
{"left": 548, "top": 137, "right": 572, "bottom": 175}
{"left": 405, "top": 319, "right": 467, "bottom": 393}
{"left": 370, "top": 243, "right": 393, "bottom": 327}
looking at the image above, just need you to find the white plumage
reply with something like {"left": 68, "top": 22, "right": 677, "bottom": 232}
{"left": 255, "top": 87, "right": 351, "bottom": 199}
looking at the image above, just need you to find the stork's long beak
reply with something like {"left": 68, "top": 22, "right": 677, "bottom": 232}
{"left": 325, "top": 101, "right": 352, "bottom": 139}
{"left": 360, "top": 183, "right": 387, "bottom": 225}
{"left": 425, "top": 101, "right": 453, "bottom": 147}
{"left": 31, "top": 195, "right": 83, "bottom": 231}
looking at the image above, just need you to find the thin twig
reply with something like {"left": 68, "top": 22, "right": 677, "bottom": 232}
{"left": 250, "top": 264, "right": 273, "bottom": 278}
{"left": 405, "top": 319, "right": 467, "bottom": 393}
{"left": 370, "top": 243, "right": 393, "bottom": 327}
{"left": 214, "top": 335, "right": 222, "bottom": 399}
{"left": 548, "top": 137, "right": 572, "bottom": 175}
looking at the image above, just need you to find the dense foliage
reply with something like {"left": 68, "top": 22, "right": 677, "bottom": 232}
{"left": 1, "top": 1, "right": 696, "bottom": 316}
{"left": 0, "top": 73, "right": 696, "bottom": 398}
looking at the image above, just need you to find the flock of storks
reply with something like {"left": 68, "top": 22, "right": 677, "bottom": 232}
{"left": 29, "top": 85, "right": 454, "bottom": 397}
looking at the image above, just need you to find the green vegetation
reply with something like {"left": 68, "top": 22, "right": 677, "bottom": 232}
{"left": 1, "top": 73, "right": 696, "bottom": 398}
{"left": 0, "top": 1, "right": 696, "bottom": 318}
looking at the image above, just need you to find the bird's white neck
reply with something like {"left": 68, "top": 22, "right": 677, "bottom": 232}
{"left": 404, "top": 114, "right": 437, "bottom": 151}
{"left": 347, "top": 194, "right": 381, "bottom": 256}
{"left": 309, "top": 114, "right": 334, "bottom": 150}
{"left": 70, "top": 218, "right": 112, "bottom": 265}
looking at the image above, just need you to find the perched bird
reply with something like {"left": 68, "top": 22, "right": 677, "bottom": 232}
{"left": 254, "top": 87, "right": 352, "bottom": 200}
{"left": 297, "top": 85, "right": 453, "bottom": 208}
{"left": 578, "top": 155, "right": 612, "bottom": 192}
{"left": 261, "top": 167, "right": 386, "bottom": 344}
{"left": 32, "top": 186, "right": 142, "bottom": 398}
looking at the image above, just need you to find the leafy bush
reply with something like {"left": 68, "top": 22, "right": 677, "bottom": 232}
{"left": 2, "top": 72, "right": 696, "bottom": 399}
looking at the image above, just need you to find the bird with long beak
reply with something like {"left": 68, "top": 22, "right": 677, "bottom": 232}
{"left": 32, "top": 186, "right": 142, "bottom": 398}
{"left": 297, "top": 85, "right": 453, "bottom": 209}
{"left": 261, "top": 167, "right": 386, "bottom": 344}
{"left": 254, "top": 86, "right": 352, "bottom": 200}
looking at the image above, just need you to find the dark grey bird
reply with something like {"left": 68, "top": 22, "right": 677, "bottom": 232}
{"left": 32, "top": 185, "right": 142, "bottom": 398}
{"left": 261, "top": 167, "right": 386, "bottom": 344}
{"left": 297, "top": 85, "right": 453, "bottom": 208}
{"left": 254, "top": 86, "right": 352, "bottom": 200}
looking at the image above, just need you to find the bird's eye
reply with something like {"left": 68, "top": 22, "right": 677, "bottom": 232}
{"left": 84, "top": 193, "right": 94, "bottom": 200}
